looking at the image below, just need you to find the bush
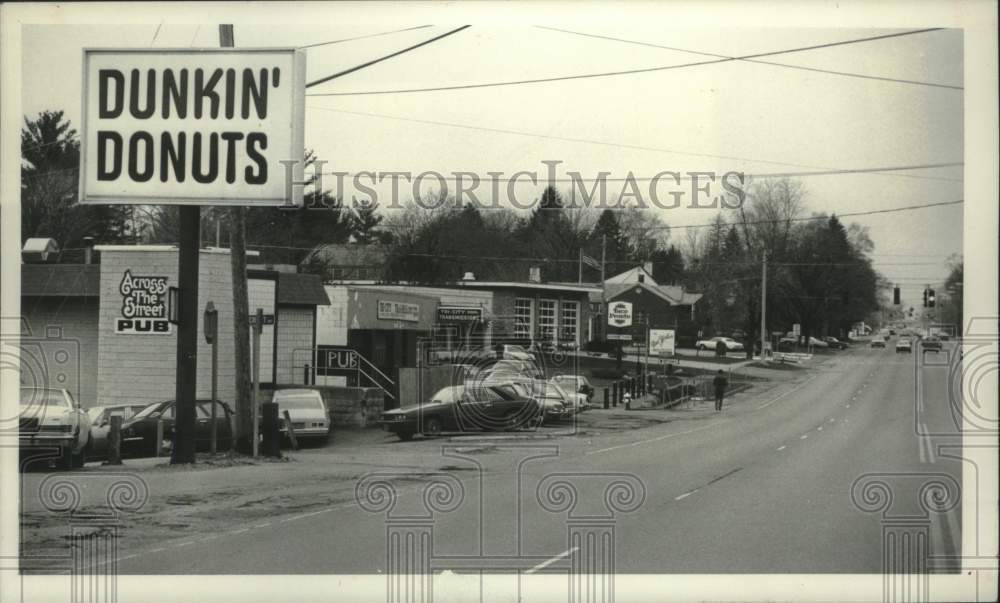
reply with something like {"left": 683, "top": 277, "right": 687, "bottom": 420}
{"left": 591, "top": 368, "right": 626, "bottom": 380}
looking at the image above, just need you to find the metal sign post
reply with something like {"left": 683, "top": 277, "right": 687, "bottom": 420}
{"left": 251, "top": 307, "right": 263, "bottom": 458}
{"left": 204, "top": 302, "right": 219, "bottom": 454}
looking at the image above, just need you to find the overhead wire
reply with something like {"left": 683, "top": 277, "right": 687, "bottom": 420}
{"left": 306, "top": 28, "right": 944, "bottom": 96}
{"left": 535, "top": 25, "right": 963, "bottom": 90}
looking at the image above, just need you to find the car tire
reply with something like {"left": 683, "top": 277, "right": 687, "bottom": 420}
{"left": 422, "top": 417, "right": 443, "bottom": 438}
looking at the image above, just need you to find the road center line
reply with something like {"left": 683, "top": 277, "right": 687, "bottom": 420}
{"left": 776, "top": 445, "right": 786, "bottom": 451}
{"left": 525, "top": 547, "right": 579, "bottom": 574}
{"left": 756, "top": 374, "right": 819, "bottom": 410}
{"left": 800, "top": 434, "right": 809, "bottom": 440}
{"left": 674, "top": 489, "right": 698, "bottom": 501}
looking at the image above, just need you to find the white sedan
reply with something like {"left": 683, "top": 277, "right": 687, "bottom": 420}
{"left": 19, "top": 387, "right": 92, "bottom": 468}
{"left": 272, "top": 389, "right": 332, "bottom": 441}
{"left": 695, "top": 337, "right": 745, "bottom": 352}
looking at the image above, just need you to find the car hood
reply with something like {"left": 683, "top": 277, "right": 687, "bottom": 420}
{"left": 383, "top": 402, "right": 452, "bottom": 417}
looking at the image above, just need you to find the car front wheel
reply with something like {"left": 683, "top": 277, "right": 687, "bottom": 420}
{"left": 422, "top": 417, "right": 443, "bottom": 437}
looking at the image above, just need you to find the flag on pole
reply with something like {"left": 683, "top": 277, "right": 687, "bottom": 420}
{"left": 581, "top": 252, "right": 601, "bottom": 270}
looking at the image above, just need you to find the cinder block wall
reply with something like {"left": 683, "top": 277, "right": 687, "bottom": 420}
{"left": 97, "top": 250, "right": 236, "bottom": 407}
{"left": 20, "top": 298, "right": 100, "bottom": 407}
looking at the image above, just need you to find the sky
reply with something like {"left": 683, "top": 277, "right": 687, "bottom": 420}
{"left": 20, "top": 18, "right": 965, "bottom": 304}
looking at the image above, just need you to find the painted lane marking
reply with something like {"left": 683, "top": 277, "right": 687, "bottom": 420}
{"left": 828, "top": 418, "right": 835, "bottom": 423}
{"left": 587, "top": 422, "right": 719, "bottom": 455}
{"left": 526, "top": 547, "right": 579, "bottom": 574}
{"left": 800, "top": 434, "right": 809, "bottom": 440}
{"left": 817, "top": 427, "right": 823, "bottom": 431}
{"left": 776, "top": 446, "right": 787, "bottom": 451}
{"left": 674, "top": 489, "right": 699, "bottom": 501}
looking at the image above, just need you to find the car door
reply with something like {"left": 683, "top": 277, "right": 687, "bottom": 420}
{"left": 193, "top": 403, "right": 213, "bottom": 449}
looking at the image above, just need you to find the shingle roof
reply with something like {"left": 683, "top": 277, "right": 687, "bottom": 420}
{"left": 21, "top": 264, "right": 100, "bottom": 297}
{"left": 604, "top": 281, "right": 702, "bottom": 306}
{"left": 277, "top": 272, "right": 330, "bottom": 306}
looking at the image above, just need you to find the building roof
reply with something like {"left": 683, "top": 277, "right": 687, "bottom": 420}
{"left": 277, "top": 272, "right": 330, "bottom": 306}
{"left": 455, "top": 281, "right": 603, "bottom": 294}
{"left": 605, "top": 281, "right": 702, "bottom": 306}
{"left": 21, "top": 264, "right": 100, "bottom": 297}
{"left": 604, "top": 266, "right": 657, "bottom": 286}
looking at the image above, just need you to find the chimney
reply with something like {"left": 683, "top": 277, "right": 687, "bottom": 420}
{"left": 529, "top": 266, "right": 541, "bottom": 283}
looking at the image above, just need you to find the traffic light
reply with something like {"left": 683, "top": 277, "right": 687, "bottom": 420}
{"left": 893, "top": 286, "right": 901, "bottom": 305}
{"left": 928, "top": 288, "right": 936, "bottom": 308}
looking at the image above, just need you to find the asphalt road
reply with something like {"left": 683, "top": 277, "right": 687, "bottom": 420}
{"left": 106, "top": 342, "right": 962, "bottom": 575}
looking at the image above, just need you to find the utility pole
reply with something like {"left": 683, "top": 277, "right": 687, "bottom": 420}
{"left": 220, "top": 23, "right": 253, "bottom": 455}
{"left": 601, "top": 235, "right": 606, "bottom": 283}
{"left": 578, "top": 247, "right": 583, "bottom": 284}
{"left": 759, "top": 252, "right": 767, "bottom": 360}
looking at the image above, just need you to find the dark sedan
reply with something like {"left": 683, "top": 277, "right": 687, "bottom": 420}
{"left": 379, "top": 385, "right": 541, "bottom": 441}
{"left": 921, "top": 336, "right": 943, "bottom": 353}
{"left": 120, "top": 399, "right": 234, "bottom": 457}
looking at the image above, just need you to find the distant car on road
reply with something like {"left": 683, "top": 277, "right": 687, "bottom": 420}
{"left": 695, "top": 337, "right": 744, "bottom": 352}
{"left": 807, "top": 336, "right": 829, "bottom": 349}
{"left": 86, "top": 404, "right": 148, "bottom": 460}
{"left": 379, "top": 384, "right": 541, "bottom": 440}
{"left": 19, "top": 387, "right": 92, "bottom": 469}
{"left": 870, "top": 336, "right": 886, "bottom": 348}
{"left": 121, "top": 399, "right": 234, "bottom": 457}
{"left": 895, "top": 339, "right": 912, "bottom": 353}
{"left": 272, "top": 389, "right": 332, "bottom": 442}
{"left": 922, "top": 336, "right": 943, "bottom": 353}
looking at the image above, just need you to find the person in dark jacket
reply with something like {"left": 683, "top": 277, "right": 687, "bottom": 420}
{"left": 713, "top": 370, "right": 728, "bottom": 411}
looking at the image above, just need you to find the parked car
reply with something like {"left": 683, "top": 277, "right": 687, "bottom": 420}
{"left": 549, "top": 374, "right": 595, "bottom": 403}
{"left": 922, "top": 336, "right": 943, "bottom": 353}
{"left": 379, "top": 384, "right": 541, "bottom": 441}
{"left": 822, "top": 336, "right": 848, "bottom": 349}
{"left": 86, "top": 404, "right": 149, "bottom": 459}
{"left": 807, "top": 336, "right": 829, "bottom": 349}
{"left": 120, "top": 399, "right": 234, "bottom": 457}
{"left": 937, "top": 333, "right": 951, "bottom": 341}
{"left": 478, "top": 358, "right": 545, "bottom": 381}
{"left": 272, "top": 389, "right": 332, "bottom": 442}
{"left": 695, "top": 337, "right": 744, "bottom": 352}
{"left": 895, "top": 338, "right": 913, "bottom": 353}
{"left": 512, "top": 381, "right": 572, "bottom": 422}
{"left": 870, "top": 336, "right": 886, "bottom": 348}
{"left": 19, "top": 387, "right": 92, "bottom": 468}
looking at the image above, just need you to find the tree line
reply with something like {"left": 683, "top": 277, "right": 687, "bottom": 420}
{"left": 24, "top": 110, "right": 886, "bottom": 341}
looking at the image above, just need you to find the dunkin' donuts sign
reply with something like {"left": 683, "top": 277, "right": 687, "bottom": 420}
{"left": 115, "top": 270, "right": 171, "bottom": 334}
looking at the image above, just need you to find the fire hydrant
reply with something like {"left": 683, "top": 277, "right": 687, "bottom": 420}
{"left": 623, "top": 391, "right": 632, "bottom": 410}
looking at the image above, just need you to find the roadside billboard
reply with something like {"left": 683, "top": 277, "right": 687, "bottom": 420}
{"left": 649, "top": 329, "right": 676, "bottom": 356}
{"left": 79, "top": 48, "right": 306, "bottom": 206}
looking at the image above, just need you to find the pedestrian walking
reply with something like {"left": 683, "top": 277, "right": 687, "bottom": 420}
{"left": 713, "top": 369, "right": 728, "bottom": 411}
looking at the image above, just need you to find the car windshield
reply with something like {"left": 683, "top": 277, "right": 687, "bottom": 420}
{"left": 544, "top": 384, "right": 567, "bottom": 399}
{"left": 274, "top": 392, "right": 324, "bottom": 410}
{"left": 428, "top": 386, "right": 463, "bottom": 405}
{"left": 19, "top": 388, "right": 71, "bottom": 409}
{"left": 131, "top": 401, "right": 167, "bottom": 419}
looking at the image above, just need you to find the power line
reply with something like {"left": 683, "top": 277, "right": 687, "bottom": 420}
{"left": 306, "top": 28, "right": 943, "bottom": 96}
{"left": 308, "top": 106, "right": 962, "bottom": 182}
{"left": 537, "top": 25, "right": 963, "bottom": 91}
{"left": 298, "top": 25, "right": 434, "bottom": 50}
{"left": 306, "top": 25, "right": 470, "bottom": 89}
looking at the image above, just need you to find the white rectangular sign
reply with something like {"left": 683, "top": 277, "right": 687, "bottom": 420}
{"left": 607, "top": 301, "right": 633, "bottom": 328}
{"left": 649, "top": 329, "right": 676, "bottom": 356}
{"left": 80, "top": 48, "right": 306, "bottom": 206}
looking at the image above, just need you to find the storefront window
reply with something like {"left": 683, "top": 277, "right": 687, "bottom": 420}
{"left": 538, "top": 299, "right": 557, "bottom": 342}
{"left": 514, "top": 298, "right": 532, "bottom": 339}
{"left": 560, "top": 300, "right": 579, "bottom": 344}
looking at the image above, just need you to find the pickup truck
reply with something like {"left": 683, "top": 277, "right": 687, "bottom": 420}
{"left": 921, "top": 336, "right": 943, "bottom": 353}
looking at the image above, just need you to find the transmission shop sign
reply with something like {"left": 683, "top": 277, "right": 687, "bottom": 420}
{"left": 607, "top": 301, "right": 633, "bottom": 328}
{"left": 116, "top": 270, "right": 171, "bottom": 334}
{"left": 80, "top": 49, "right": 306, "bottom": 206}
